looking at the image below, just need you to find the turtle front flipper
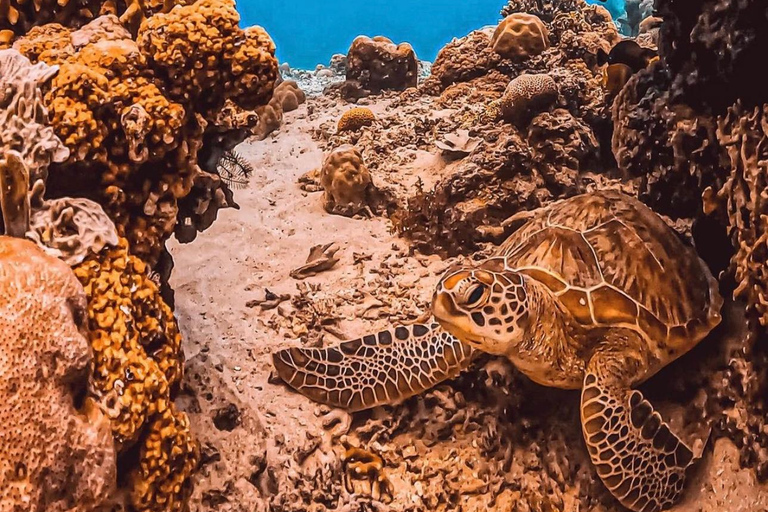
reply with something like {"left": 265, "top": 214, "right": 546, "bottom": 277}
{"left": 272, "top": 323, "right": 477, "bottom": 412}
{"left": 580, "top": 332, "right": 696, "bottom": 512}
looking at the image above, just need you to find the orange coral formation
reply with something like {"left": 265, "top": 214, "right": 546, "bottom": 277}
{"left": 74, "top": 237, "right": 194, "bottom": 511}
{"left": 10, "top": 2, "right": 277, "bottom": 265}
{"left": 347, "top": 36, "right": 419, "bottom": 92}
{"left": 338, "top": 107, "right": 376, "bottom": 132}
{"left": 320, "top": 145, "right": 373, "bottom": 217}
{"left": 491, "top": 13, "right": 550, "bottom": 61}
{"left": 0, "top": 236, "right": 116, "bottom": 511}
{"left": 129, "top": 404, "right": 199, "bottom": 512}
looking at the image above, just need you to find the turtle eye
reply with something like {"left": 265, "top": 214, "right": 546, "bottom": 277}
{"left": 466, "top": 285, "right": 486, "bottom": 306}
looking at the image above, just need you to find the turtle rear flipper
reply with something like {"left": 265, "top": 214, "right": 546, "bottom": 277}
{"left": 272, "top": 323, "right": 476, "bottom": 412}
{"left": 580, "top": 333, "right": 696, "bottom": 512}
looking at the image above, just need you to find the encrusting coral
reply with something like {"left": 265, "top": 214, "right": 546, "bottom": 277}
{"left": 491, "top": 13, "right": 550, "bottom": 61}
{"left": 337, "top": 107, "right": 376, "bottom": 132}
{"left": 346, "top": 36, "right": 419, "bottom": 92}
{"left": 0, "top": 236, "right": 116, "bottom": 512}
{"left": 10, "top": 2, "right": 278, "bottom": 265}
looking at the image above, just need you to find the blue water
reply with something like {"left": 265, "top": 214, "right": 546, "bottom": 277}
{"left": 237, "top": 0, "right": 625, "bottom": 70}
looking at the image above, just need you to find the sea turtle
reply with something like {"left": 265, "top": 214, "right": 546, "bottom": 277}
{"left": 273, "top": 190, "right": 723, "bottom": 512}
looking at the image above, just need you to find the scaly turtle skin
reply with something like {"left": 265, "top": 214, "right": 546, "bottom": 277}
{"left": 273, "top": 191, "right": 723, "bottom": 512}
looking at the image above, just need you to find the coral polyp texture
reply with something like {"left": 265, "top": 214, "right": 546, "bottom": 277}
{"left": 338, "top": 107, "right": 376, "bottom": 132}
{"left": 491, "top": 13, "right": 550, "bottom": 61}
{"left": 0, "top": 236, "right": 116, "bottom": 512}
{"left": 74, "top": 237, "right": 197, "bottom": 511}
{"left": 347, "top": 36, "right": 419, "bottom": 92}
{"left": 10, "top": 1, "right": 278, "bottom": 265}
{"left": 0, "top": 0, "right": 178, "bottom": 35}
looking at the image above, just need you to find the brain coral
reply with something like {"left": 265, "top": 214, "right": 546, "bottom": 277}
{"left": 10, "top": 2, "right": 278, "bottom": 266}
{"left": 491, "top": 13, "right": 550, "bottom": 61}
{"left": 320, "top": 145, "right": 373, "bottom": 217}
{"left": 338, "top": 108, "right": 376, "bottom": 132}
{"left": 501, "top": 73, "right": 559, "bottom": 126}
{"left": 0, "top": 236, "right": 116, "bottom": 512}
{"left": 347, "top": 36, "right": 419, "bottom": 92}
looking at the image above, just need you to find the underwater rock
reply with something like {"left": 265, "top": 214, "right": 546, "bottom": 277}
{"left": 337, "top": 107, "right": 377, "bottom": 132}
{"left": 0, "top": 236, "right": 116, "bottom": 512}
{"left": 320, "top": 145, "right": 374, "bottom": 217}
{"left": 500, "top": 73, "right": 559, "bottom": 126}
{"left": 491, "top": 13, "right": 550, "bottom": 61}
{"left": 657, "top": 0, "right": 768, "bottom": 111}
{"left": 346, "top": 36, "right": 419, "bottom": 92}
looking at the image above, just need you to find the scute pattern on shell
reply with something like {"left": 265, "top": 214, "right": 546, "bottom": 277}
{"left": 499, "top": 191, "right": 722, "bottom": 355}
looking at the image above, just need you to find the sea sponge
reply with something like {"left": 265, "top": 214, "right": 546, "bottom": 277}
{"left": 320, "top": 145, "right": 373, "bottom": 217}
{"left": 347, "top": 36, "right": 419, "bottom": 92}
{"left": 500, "top": 73, "right": 558, "bottom": 126}
{"left": 491, "top": 13, "right": 550, "bottom": 61}
{"left": 338, "top": 107, "right": 376, "bottom": 132}
{"left": 710, "top": 103, "right": 768, "bottom": 328}
{"left": 0, "top": 236, "right": 116, "bottom": 511}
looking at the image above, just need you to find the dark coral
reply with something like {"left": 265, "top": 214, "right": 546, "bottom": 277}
{"left": 346, "top": 36, "right": 419, "bottom": 92}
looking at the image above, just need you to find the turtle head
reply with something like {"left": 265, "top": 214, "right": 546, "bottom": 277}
{"left": 432, "top": 257, "right": 529, "bottom": 356}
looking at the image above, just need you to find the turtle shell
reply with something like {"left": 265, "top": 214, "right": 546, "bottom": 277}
{"left": 497, "top": 191, "right": 722, "bottom": 360}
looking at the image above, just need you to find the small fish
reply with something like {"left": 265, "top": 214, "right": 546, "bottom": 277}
{"left": 601, "top": 63, "right": 634, "bottom": 98}
{"left": 597, "top": 40, "right": 658, "bottom": 73}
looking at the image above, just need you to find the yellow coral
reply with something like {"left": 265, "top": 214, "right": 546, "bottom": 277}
{"left": 74, "top": 238, "right": 183, "bottom": 447}
{"left": 338, "top": 107, "right": 376, "bottom": 132}
{"left": 129, "top": 404, "right": 199, "bottom": 512}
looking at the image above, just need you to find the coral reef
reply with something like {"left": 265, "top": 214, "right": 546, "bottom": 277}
{"left": 10, "top": 2, "right": 277, "bottom": 266}
{"left": 346, "top": 36, "right": 419, "bottom": 92}
{"left": 74, "top": 238, "right": 198, "bottom": 511}
{"left": 252, "top": 79, "right": 306, "bottom": 141}
{"left": 491, "top": 13, "right": 550, "bottom": 61}
{"left": 320, "top": 145, "right": 373, "bottom": 217}
{"left": 424, "top": 28, "right": 501, "bottom": 92}
{"left": 500, "top": 73, "right": 558, "bottom": 126}
{"left": 337, "top": 107, "right": 376, "bottom": 132}
{"left": 0, "top": 236, "right": 116, "bottom": 511}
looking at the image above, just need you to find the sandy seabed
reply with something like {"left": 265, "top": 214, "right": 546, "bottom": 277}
{"left": 168, "top": 94, "right": 768, "bottom": 512}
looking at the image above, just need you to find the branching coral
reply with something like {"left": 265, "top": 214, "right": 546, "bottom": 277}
{"left": 709, "top": 103, "right": 768, "bottom": 328}
{"left": 0, "top": 236, "right": 116, "bottom": 512}
{"left": 491, "top": 13, "right": 550, "bottom": 61}
{"left": 338, "top": 107, "right": 376, "bottom": 132}
{"left": 347, "top": 36, "right": 419, "bottom": 92}
{"left": 10, "top": 3, "right": 278, "bottom": 266}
